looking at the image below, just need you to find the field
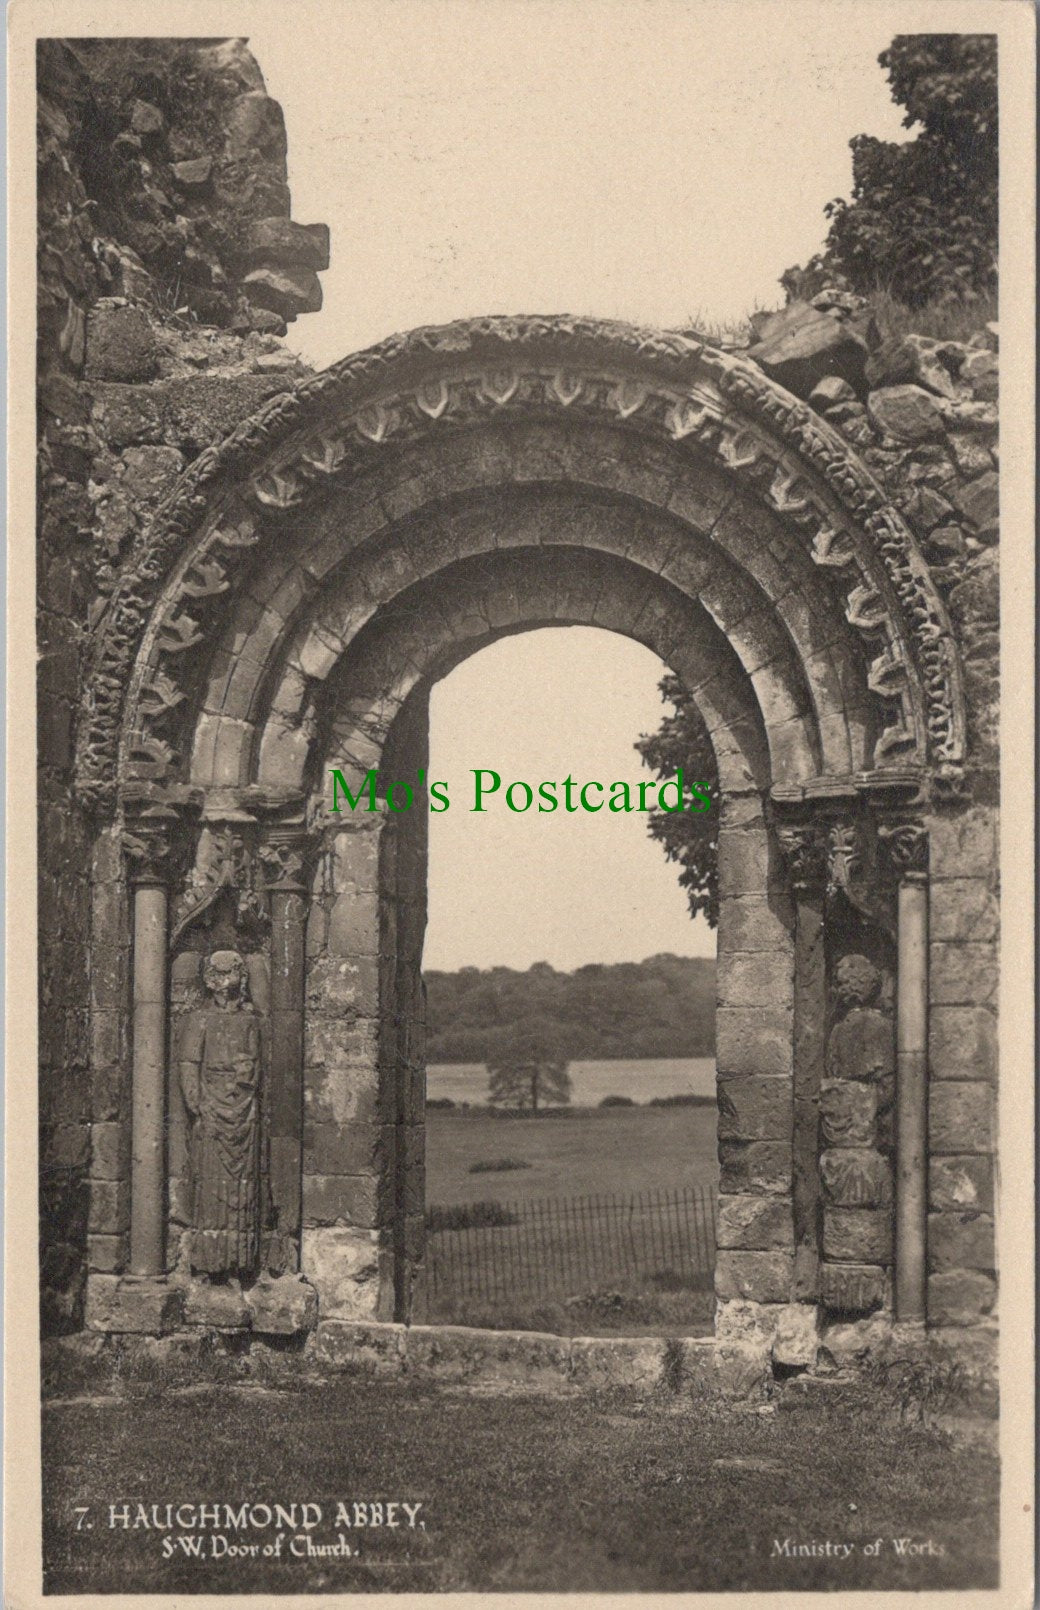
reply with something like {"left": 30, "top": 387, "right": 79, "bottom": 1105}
{"left": 426, "top": 1103, "right": 719, "bottom": 1203}
{"left": 421, "top": 1103, "right": 719, "bottom": 1333}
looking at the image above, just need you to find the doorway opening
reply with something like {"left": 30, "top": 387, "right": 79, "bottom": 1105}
{"left": 416, "top": 627, "right": 719, "bottom": 1335}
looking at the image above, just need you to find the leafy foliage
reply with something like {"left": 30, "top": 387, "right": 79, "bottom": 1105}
{"left": 792, "top": 34, "right": 997, "bottom": 307}
{"left": 425, "top": 952, "right": 716, "bottom": 1062}
{"left": 634, "top": 674, "right": 720, "bottom": 927}
{"left": 486, "top": 1024, "right": 573, "bottom": 1113}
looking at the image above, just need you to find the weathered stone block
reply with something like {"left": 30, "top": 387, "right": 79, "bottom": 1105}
{"left": 929, "top": 878, "right": 999, "bottom": 942}
{"left": 87, "top": 1233, "right": 126, "bottom": 1273}
{"left": 44, "top": 1124, "right": 90, "bottom": 1170}
{"left": 819, "top": 1079, "right": 877, "bottom": 1147}
{"left": 241, "top": 217, "right": 330, "bottom": 271}
{"left": 819, "top": 1261, "right": 887, "bottom": 1313}
{"left": 711, "top": 1339, "right": 772, "bottom": 1401}
{"left": 717, "top": 894, "right": 793, "bottom": 953}
{"left": 402, "top": 1323, "right": 572, "bottom": 1386}
{"left": 172, "top": 156, "right": 213, "bottom": 190}
{"left": 715, "top": 1007, "right": 793, "bottom": 1078}
{"left": 718, "top": 1140, "right": 791, "bottom": 1196}
{"left": 300, "top": 1225, "right": 392, "bottom": 1321}
{"left": 245, "top": 1274, "right": 318, "bottom": 1335}
{"left": 771, "top": 1303, "right": 820, "bottom": 1368}
{"left": 928, "top": 1212, "right": 995, "bottom": 1272}
{"left": 85, "top": 1275, "right": 184, "bottom": 1333}
{"left": 243, "top": 267, "right": 322, "bottom": 320}
{"left": 951, "top": 470, "right": 999, "bottom": 535}
{"left": 929, "top": 1081, "right": 994, "bottom": 1154}
{"left": 713, "top": 1298, "right": 777, "bottom": 1344}
{"left": 819, "top": 1148, "right": 893, "bottom": 1208}
{"left": 928, "top": 808, "right": 997, "bottom": 879}
{"left": 90, "top": 1121, "right": 129, "bottom": 1181}
{"left": 309, "top": 1319, "right": 407, "bottom": 1376}
{"left": 714, "top": 1249, "right": 793, "bottom": 1303}
{"left": 568, "top": 1335, "right": 665, "bottom": 1390}
{"left": 929, "top": 1155, "right": 994, "bottom": 1213}
{"left": 716, "top": 950, "right": 792, "bottom": 1008}
{"left": 927, "top": 1269, "right": 997, "bottom": 1326}
{"left": 930, "top": 942, "right": 998, "bottom": 1006}
{"left": 87, "top": 1179, "right": 130, "bottom": 1235}
{"left": 747, "top": 302, "right": 868, "bottom": 397}
{"left": 716, "top": 1193, "right": 794, "bottom": 1250}
{"left": 184, "top": 1280, "right": 252, "bottom": 1330}
{"left": 717, "top": 1076, "right": 793, "bottom": 1142}
{"left": 867, "top": 384, "right": 946, "bottom": 441}
{"left": 85, "top": 302, "right": 158, "bottom": 382}
{"left": 303, "top": 1120, "right": 392, "bottom": 1178}
{"left": 716, "top": 829, "right": 778, "bottom": 897}
{"left": 822, "top": 1207, "right": 892, "bottom": 1264}
{"left": 929, "top": 1006, "right": 997, "bottom": 1081}
{"left": 120, "top": 445, "right": 184, "bottom": 504}
{"left": 303, "top": 1173, "right": 386, "bottom": 1230}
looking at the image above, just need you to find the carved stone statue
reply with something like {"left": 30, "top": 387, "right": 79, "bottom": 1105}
{"left": 179, "top": 950, "right": 262, "bottom": 1277}
{"left": 825, "top": 954, "right": 895, "bottom": 1084}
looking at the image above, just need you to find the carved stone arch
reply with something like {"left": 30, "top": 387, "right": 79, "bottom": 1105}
{"left": 78, "top": 316, "right": 969, "bottom": 1348}
{"left": 77, "top": 315, "right": 965, "bottom": 814}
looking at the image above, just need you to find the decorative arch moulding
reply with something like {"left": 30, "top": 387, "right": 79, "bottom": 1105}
{"left": 75, "top": 315, "right": 966, "bottom": 814}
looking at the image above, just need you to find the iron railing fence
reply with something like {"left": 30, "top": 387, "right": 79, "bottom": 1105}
{"left": 422, "top": 1184, "right": 717, "bottom": 1313}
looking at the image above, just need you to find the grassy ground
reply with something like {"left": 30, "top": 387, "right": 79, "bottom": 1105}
{"left": 42, "top": 1372, "right": 998, "bottom": 1594}
{"left": 426, "top": 1104, "right": 719, "bottom": 1203}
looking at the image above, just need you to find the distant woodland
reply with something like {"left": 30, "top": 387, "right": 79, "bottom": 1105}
{"left": 424, "top": 954, "right": 716, "bottom": 1063}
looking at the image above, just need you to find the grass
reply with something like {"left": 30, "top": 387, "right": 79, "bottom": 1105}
{"left": 864, "top": 286, "right": 998, "bottom": 346}
{"left": 678, "top": 288, "right": 997, "bottom": 351}
{"left": 428, "top": 1284, "right": 714, "bottom": 1337}
{"left": 42, "top": 1371, "right": 998, "bottom": 1593}
{"left": 426, "top": 1104, "right": 718, "bottom": 1205}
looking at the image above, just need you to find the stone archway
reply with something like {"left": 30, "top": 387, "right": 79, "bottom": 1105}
{"left": 78, "top": 315, "right": 971, "bottom": 1351}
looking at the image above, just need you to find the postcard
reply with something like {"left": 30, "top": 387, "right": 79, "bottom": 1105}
{"left": 6, "top": 0, "right": 1034, "bottom": 1602}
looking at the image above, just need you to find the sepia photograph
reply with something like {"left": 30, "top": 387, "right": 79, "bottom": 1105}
{"left": 6, "top": 0, "right": 1035, "bottom": 1600}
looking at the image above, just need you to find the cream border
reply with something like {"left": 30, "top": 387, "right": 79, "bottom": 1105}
{"left": 6, "top": 2, "right": 1035, "bottom": 1607}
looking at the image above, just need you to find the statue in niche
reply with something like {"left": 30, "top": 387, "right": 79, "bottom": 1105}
{"left": 179, "top": 949, "right": 262, "bottom": 1278}
{"left": 825, "top": 952, "right": 896, "bottom": 1151}
{"left": 826, "top": 955, "right": 895, "bottom": 1083}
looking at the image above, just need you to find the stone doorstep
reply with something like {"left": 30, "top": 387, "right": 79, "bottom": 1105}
{"left": 308, "top": 1320, "right": 767, "bottom": 1400}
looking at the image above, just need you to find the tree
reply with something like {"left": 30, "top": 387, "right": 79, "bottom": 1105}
{"left": 792, "top": 34, "right": 997, "bottom": 307}
{"left": 486, "top": 1024, "right": 573, "bottom": 1114}
{"left": 634, "top": 673, "right": 720, "bottom": 927}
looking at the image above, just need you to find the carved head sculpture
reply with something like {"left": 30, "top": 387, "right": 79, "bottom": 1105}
{"left": 202, "top": 949, "right": 248, "bottom": 1008}
{"left": 833, "top": 953, "right": 881, "bottom": 1010}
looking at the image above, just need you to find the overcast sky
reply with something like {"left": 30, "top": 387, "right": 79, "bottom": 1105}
{"left": 251, "top": 2, "right": 906, "bottom": 970}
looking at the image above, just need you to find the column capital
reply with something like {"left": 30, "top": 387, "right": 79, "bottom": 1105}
{"left": 259, "top": 826, "right": 315, "bottom": 895}
{"left": 123, "top": 805, "right": 181, "bottom": 885}
{"left": 775, "top": 820, "right": 828, "bottom": 894}
{"left": 878, "top": 819, "right": 929, "bottom": 882}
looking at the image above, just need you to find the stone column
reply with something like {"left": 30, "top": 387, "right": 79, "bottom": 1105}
{"left": 124, "top": 816, "right": 174, "bottom": 1277}
{"left": 261, "top": 830, "right": 311, "bottom": 1269}
{"left": 777, "top": 823, "right": 827, "bottom": 1301}
{"left": 882, "top": 822, "right": 929, "bottom": 1323}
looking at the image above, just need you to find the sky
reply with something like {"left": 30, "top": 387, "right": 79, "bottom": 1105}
{"left": 248, "top": 2, "right": 907, "bottom": 970}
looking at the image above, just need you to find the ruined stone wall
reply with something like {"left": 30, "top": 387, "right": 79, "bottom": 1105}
{"left": 748, "top": 296, "right": 999, "bottom": 1336}
{"left": 37, "top": 37, "right": 1001, "bottom": 1346}
{"left": 37, "top": 36, "right": 328, "bottom": 1332}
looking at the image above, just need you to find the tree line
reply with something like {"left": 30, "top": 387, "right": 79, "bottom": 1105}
{"left": 424, "top": 953, "right": 715, "bottom": 1064}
